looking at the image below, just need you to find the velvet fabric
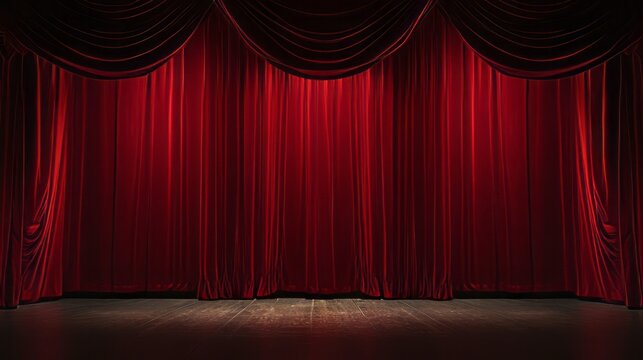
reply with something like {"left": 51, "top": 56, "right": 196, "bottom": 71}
{"left": 215, "top": 0, "right": 435, "bottom": 78}
{"left": 2, "top": 10, "right": 642, "bottom": 308}
{"left": 616, "top": 44, "right": 643, "bottom": 306}
{"left": 440, "top": 0, "right": 643, "bottom": 79}
{"left": 1, "top": 46, "right": 33, "bottom": 308}
{"left": 6, "top": 0, "right": 212, "bottom": 78}
{"left": 3, "top": 1, "right": 642, "bottom": 79}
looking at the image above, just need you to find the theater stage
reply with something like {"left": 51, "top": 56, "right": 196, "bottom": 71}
{"left": 2, "top": 298, "right": 642, "bottom": 359}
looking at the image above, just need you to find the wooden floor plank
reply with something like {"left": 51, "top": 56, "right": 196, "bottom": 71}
{"left": 2, "top": 298, "right": 643, "bottom": 359}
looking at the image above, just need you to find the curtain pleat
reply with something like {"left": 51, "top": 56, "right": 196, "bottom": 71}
{"left": 3, "top": 1, "right": 641, "bottom": 80}
{"left": 0, "top": 48, "right": 29, "bottom": 308}
{"left": 440, "top": 0, "right": 643, "bottom": 79}
{"left": 6, "top": 0, "right": 213, "bottom": 78}
{"left": 2, "top": 10, "right": 642, "bottom": 308}
{"left": 215, "top": 0, "right": 435, "bottom": 78}
{"left": 617, "top": 44, "right": 643, "bottom": 306}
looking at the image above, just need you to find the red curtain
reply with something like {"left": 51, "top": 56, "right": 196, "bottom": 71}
{"left": 440, "top": 0, "right": 643, "bottom": 78}
{"left": 4, "top": 1, "right": 641, "bottom": 80}
{"left": 2, "top": 10, "right": 642, "bottom": 307}
{"left": 1, "top": 49, "right": 33, "bottom": 307}
{"left": 615, "top": 48, "right": 643, "bottom": 305}
{"left": 6, "top": 0, "right": 212, "bottom": 78}
{"left": 216, "top": 0, "right": 435, "bottom": 78}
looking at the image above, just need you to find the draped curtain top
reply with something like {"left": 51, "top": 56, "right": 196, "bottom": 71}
{"left": 216, "top": 0, "right": 435, "bottom": 78}
{"left": 6, "top": 0, "right": 213, "bottom": 78}
{"left": 440, "top": 0, "right": 643, "bottom": 79}
{"left": 2, "top": 0, "right": 642, "bottom": 78}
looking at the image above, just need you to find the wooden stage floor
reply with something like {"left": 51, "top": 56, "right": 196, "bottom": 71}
{"left": 2, "top": 298, "right": 642, "bottom": 359}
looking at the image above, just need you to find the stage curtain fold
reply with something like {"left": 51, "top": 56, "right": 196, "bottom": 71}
{"left": 1, "top": 42, "right": 68, "bottom": 308}
{"left": 617, "top": 44, "right": 643, "bottom": 306}
{"left": 3, "top": 1, "right": 642, "bottom": 81}
{"left": 439, "top": 0, "right": 643, "bottom": 79}
{"left": 214, "top": 0, "right": 435, "bottom": 78}
{"left": 5, "top": 0, "right": 213, "bottom": 79}
{"left": 3, "top": 10, "right": 642, "bottom": 308}
{"left": 1, "top": 44, "right": 30, "bottom": 308}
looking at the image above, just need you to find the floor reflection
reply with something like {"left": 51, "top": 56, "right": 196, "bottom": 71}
{"left": 2, "top": 298, "right": 642, "bottom": 359}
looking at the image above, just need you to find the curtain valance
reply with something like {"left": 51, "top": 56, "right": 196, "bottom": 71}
{"left": 440, "top": 0, "right": 643, "bottom": 78}
{"left": 3, "top": 0, "right": 641, "bottom": 79}
{"left": 6, "top": 0, "right": 213, "bottom": 78}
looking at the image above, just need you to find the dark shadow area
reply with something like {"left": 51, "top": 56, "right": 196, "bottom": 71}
{"left": 453, "top": 291, "right": 576, "bottom": 299}
{"left": 61, "top": 292, "right": 197, "bottom": 300}
{"left": 2, "top": 298, "right": 642, "bottom": 359}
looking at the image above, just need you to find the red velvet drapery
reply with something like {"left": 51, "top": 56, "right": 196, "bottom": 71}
{"left": 2, "top": 10, "right": 641, "bottom": 307}
{"left": 7, "top": 1, "right": 640, "bottom": 80}
{"left": 216, "top": 0, "right": 436, "bottom": 78}
{"left": 440, "top": 0, "right": 643, "bottom": 78}
{"left": 6, "top": 0, "right": 213, "bottom": 78}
